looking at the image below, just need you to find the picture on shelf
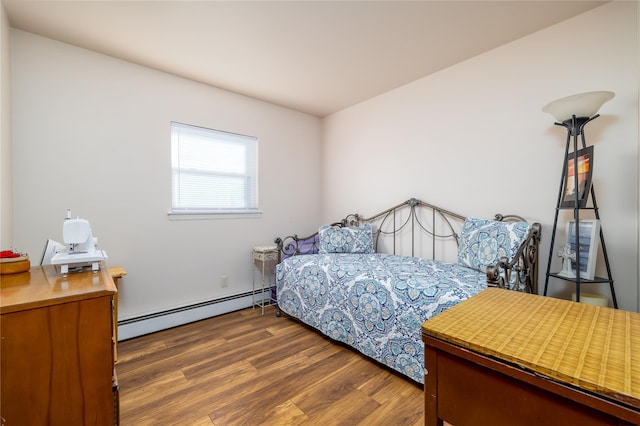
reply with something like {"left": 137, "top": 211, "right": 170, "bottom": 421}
{"left": 566, "top": 219, "right": 600, "bottom": 280}
{"left": 561, "top": 145, "right": 594, "bottom": 208}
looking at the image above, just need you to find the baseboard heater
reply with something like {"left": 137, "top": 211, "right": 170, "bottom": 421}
{"left": 117, "top": 289, "right": 271, "bottom": 340}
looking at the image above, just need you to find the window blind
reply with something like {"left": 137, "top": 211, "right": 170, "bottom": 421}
{"left": 171, "top": 122, "right": 258, "bottom": 214}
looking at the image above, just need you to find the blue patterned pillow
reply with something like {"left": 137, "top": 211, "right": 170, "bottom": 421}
{"left": 318, "top": 224, "right": 374, "bottom": 254}
{"left": 458, "top": 218, "right": 530, "bottom": 272}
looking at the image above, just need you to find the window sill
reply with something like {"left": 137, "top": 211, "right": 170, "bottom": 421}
{"left": 168, "top": 211, "right": 263, "bottom": 220}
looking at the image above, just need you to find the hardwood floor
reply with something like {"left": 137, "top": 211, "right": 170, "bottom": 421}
{"left": 117, "top": 305, "right": 425, "bottom": 425}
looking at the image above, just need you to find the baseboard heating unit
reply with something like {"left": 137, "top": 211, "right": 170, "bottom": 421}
{"left": 117, "top": 290, "right": 270, "bottom": 340}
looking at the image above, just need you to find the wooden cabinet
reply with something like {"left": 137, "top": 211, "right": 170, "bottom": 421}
{"left": 1, "top": 264, "right": 117, "bottom": 425}
{"left": 422, "top": 289, "right": 639, "bottom": 426}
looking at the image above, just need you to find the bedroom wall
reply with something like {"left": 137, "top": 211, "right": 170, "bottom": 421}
{"left": 322, "top": 2, "right": 639, "bottom": 312}
{"left": 11, "top": 30, "right": 323, "bottom": 335}
{"left": 0, "top": 2, "right": 12, "bottom": 249}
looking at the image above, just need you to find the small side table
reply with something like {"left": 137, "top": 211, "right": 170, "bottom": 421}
{"left": 252, "top": 245, "right": 278, "bottom": 314}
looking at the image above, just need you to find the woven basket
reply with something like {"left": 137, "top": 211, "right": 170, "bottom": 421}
{"left": 0, "top": 255, "right": 30, "bottom": 274}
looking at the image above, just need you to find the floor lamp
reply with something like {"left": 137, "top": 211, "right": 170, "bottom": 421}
{"left": 541, "top": 90, "right": 618, "bottom": 308}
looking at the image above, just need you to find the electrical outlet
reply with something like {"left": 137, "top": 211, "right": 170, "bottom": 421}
{"left": 220, "top": 275, "right": 229, "bottom": 288}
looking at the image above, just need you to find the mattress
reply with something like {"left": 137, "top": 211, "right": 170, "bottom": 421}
{"left": 276, "top": 252, "right": 487, "bottom": 383}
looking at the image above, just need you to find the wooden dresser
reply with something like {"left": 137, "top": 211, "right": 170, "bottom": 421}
{"left": 422, "top": 288, "right": 640, "bottom": 426}
{"left": 1, "top": 263, "right": 118, "bottom": 425}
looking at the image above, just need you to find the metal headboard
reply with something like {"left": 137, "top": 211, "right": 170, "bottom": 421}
{"left": 343, "top": 197, "right": 465, "bottom": 259}
{"left": 274, "top": 197, "right": 541, "bottom": 293}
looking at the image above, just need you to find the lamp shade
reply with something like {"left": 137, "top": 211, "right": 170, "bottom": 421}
{"left": 542, "top": 91, "right": 615, "bottom": 122}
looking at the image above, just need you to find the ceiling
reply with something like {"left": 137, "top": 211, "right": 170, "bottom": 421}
{"left": 3, "top": 0, "right": 607, "bottom": 117}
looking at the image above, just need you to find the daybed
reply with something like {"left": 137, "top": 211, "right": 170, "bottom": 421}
{"left": 274, "top": 198, "right": 541, "bottom": 384}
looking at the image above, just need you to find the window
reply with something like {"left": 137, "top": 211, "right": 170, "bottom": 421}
{"left": 170, "top": 122, "right": 258, "bottom": 216}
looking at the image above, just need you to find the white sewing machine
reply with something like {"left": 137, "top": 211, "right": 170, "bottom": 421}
{"left": 50, "top": 210, "right": 108, "bottom": 275}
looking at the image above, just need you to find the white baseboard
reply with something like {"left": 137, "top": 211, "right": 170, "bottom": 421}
{"left": 117, "top": 290, "right": 272, "bottom": 340}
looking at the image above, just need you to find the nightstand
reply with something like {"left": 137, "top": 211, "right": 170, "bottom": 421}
{"left": 252, "top": 245, "right": 278, "bottom": 314}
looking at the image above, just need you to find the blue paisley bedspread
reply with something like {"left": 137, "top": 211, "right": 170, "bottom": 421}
{"left": 275, "top": 253, "right": 487, "bottom": 384}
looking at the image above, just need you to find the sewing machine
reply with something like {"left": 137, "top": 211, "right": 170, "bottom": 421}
{"left": 50, "top": 210, "right": 108, "bottom": 275}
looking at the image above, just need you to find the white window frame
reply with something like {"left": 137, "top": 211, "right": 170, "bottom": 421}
{"left": 169, "top": 122, "right": 260, "bottom": 219}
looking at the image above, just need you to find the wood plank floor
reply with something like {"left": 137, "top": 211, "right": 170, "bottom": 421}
{"left": 117, "top": 305, "right": 425, "bottom": 425}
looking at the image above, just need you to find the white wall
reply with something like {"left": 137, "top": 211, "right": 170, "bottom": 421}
{"left": 9, "top": 1, "right": 639, "bottom": 337}
{"left": 11, "top": 30, "right": 322, "bottom": 328}
{"left": 322, "top": 2, "right": 639, "bottom": 312}
{"left": 0, "top": 2, "right": 12, "bottom": 249}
